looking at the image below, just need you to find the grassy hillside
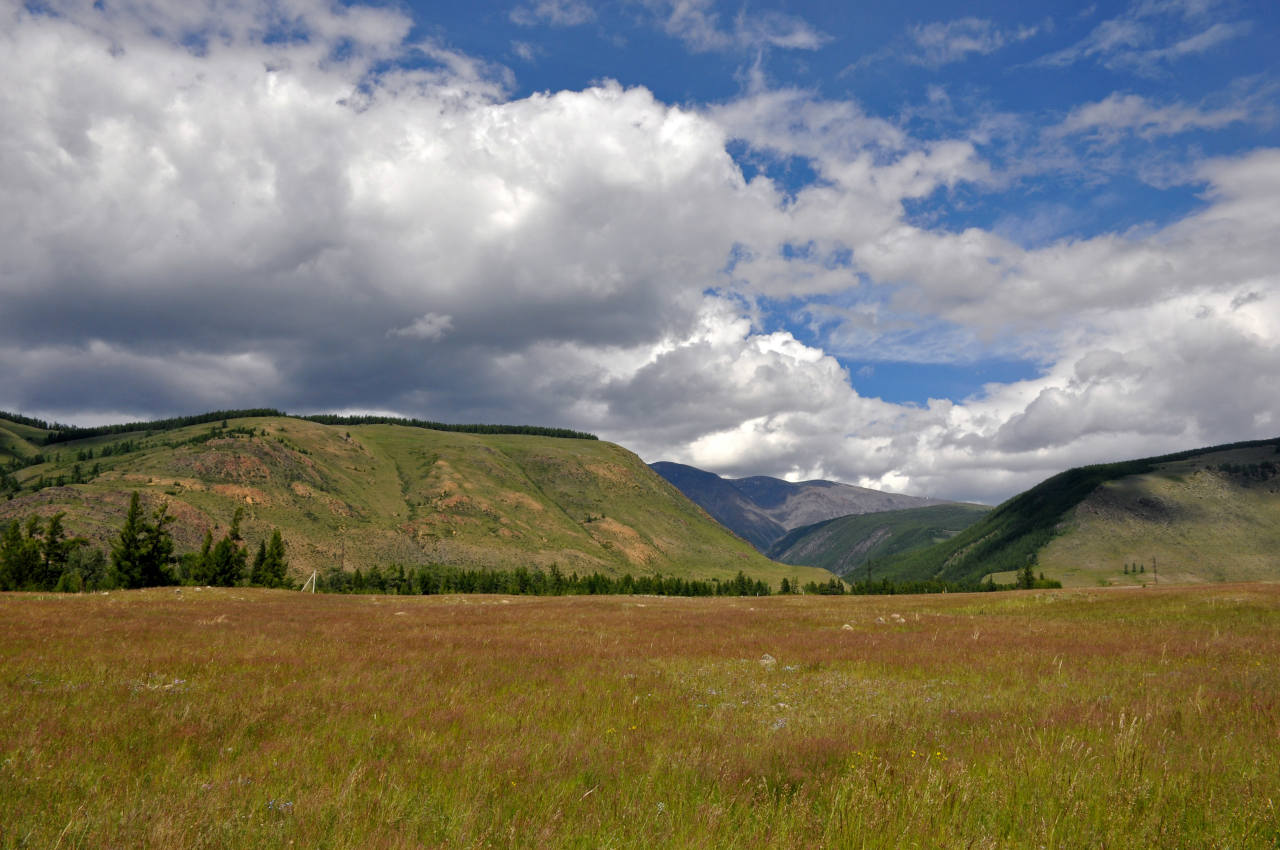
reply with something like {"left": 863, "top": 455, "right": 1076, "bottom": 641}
{"left": 877, "top": 437, "right": 1280, "bottom": 586}
{"left": 1040, "top": 444, "right": 1280, "bottom": 586}
{"left": 0, "top": 415, "right": 49, "bottom": 465}
{"left": 767, "top": 503, "right": 991, "bottom": 578}
{"left": 0, "top": 414, "right": 830, "bottom": 586}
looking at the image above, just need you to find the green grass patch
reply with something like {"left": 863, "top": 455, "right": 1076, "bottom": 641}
{"left": 1, "top": 584, "right": 1277, "bottom": 847}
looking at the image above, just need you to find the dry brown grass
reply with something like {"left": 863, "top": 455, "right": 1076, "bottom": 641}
{"left": 2, "top": 584, "right": 1278, "bottom": 848}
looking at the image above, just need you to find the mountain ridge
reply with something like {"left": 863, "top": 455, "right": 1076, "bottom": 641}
{"left": 649, "top": 461, "right": 952, "bottom": 552}
{"left": 0, "top": 413, "right": 832, "bottom": 586}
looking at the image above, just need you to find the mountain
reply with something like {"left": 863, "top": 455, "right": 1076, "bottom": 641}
{"left": 0, "top": 412, "right": 833, "bottom": 586}
{"left": 876, "top": 437, "right": 1280, "bottom": 587}
{"left": 767, "top": 503, "right": 992, "bottom": 578}
{"left": 649, "top": 461, "right": 951, "bottom": 552}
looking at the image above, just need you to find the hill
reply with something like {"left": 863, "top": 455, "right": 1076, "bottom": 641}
{"left": 649, "top": 461, "right": 949, "bottom": 551}
{"left": 767, "top": 503, "right": 992, "bottom": 578}
{"left": 876, "top": 437, "right": 1280, "bottom": 586}
{"left": 0, "top": 413, "right": 832, "bottom": 586}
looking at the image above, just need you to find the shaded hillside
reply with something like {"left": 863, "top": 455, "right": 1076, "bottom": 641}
{"left": 649, "top": 461, "right": 948, "bottom": 551}
{"left": 878, "top": 437, "right": 1280, "bottom": 586}
{"left": 768, "top": 503, "right": 991, "bottom": 578}
{"left": 0, "top": 414, "right": 831, "bottom": 586}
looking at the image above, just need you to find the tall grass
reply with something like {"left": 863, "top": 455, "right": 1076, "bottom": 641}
{"left": 2, "top": 584, "right": 1277, "bottom": 847}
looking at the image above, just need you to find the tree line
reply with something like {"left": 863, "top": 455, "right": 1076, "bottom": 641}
{"left": 39, "top": 409, "right": 285, "bottom": 444}
{"left": 313, "top": 563, "right": 773, "bottom": 597}
{"left": 26, "top": 408, "right": 600, "bottom": 445}
{"left": 300, "top": 414, "right": 598, "bottom": 440}
{"left": 0, "top": 492, "right": 288, "bottom": 592}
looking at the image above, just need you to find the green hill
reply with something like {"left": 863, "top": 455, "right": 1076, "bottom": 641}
{"left": 0, "top": 413, "right": 831, "bottom": 587}
{"left": 877, "top": 437, "right": 1280, "bottom": 586}
{"left": 767, "top": 503, "right": 991, "bottom": 578}
{"left": 0, "top": 414, "right": 51, "bottom": 465}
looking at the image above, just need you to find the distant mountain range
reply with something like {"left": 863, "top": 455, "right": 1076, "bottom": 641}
{"left": 649, "top": 461, "right": 951, "bottom": 552}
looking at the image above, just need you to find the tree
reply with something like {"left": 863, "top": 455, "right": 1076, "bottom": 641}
{"left": 1018, "top": 554, "right": 1036, "bottom": 590}
{"left": 111, "top": 492, "right": 175, "bottom": 588}
{"left": 0, "top": 519, "right": 39, "bottom": 590}
{"left": 111, "top": 492, "right": 146, "bottom": 589}
{"left": 207, "top": 507, "right": 247, "bottom": 586}
{"left": 39, "top": 512, "right": 71, "bottom": 589}
{"left": 245, "top": 527, "right": 288, "bottom": 588}
{"left": 249, "top": 540, "right": 269, "bottom": 586}
{"left": 186, "top": 530, "right": 215, "bottom": 585}
{"left": 264, "top": 528, "right": 287, "bottom": 587}
{"left": 62, "top": 545, "right": 109, "bottom": 591}
{"left": 138, "top": 502, "right": 175, "bottom": 587}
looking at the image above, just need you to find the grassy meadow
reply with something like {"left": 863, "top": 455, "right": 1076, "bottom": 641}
{"left": 2, "top": 584, "right": 1278, "bottom": 848}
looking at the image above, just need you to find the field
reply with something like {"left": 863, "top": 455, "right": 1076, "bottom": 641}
{"left": 2, "top": 585, "right": 1278, "bottom": 848}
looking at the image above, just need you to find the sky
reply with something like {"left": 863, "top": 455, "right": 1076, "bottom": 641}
{"left": 2, "top": 0, "right": 1278, "bottom": 504}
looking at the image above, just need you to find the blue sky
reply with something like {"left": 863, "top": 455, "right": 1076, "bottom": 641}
{"left": 2, "top": 0, "right": 1278, "bottom": 501}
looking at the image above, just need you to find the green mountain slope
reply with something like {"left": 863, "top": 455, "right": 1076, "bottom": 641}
{"left": 0, "top": 414, "right": 831, "bottom": 586}
{"left": 767, "top": 503, "right": 991, "bottom": 578}
{"left": 0, "top": 415, "right": 50, "bottom": 465}
{"left": 878, "top": 437, "right": 1280, "bottom": 586}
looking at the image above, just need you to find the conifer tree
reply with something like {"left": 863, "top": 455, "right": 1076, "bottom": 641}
{"left": 0, "top": 519, "right": 37, "bottom": 590}
{"left": 250, "top": 540, "right": 269, "bottom": 586}
{"left": 111, "top": 492, "right": 145, "bottom": 589}
{"left": 264, "top": 528, "right": 287, "bottom": 587}
{"left": 111, "top": 492, "right": 175, "bottom": 588}
{"left": 138, "top": 503, "right": 175, "bottom": 587}
{"left": 191, "top": 529, "right": 214, "bottom": 584}
{"left": 208, "top": 507, "right": 247, "bottom": 586}
{"left": 40, "top": 512, "right": 71, "bottom": 589}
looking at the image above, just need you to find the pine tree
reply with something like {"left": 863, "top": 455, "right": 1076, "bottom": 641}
{"left": 249, "top": 540, "right": 269, "bottom": 586}
{"left": 191, "top": 530, "right": 214, "bottom": 585}
{"left": 111, "top": 492, "right": 146, "bottom": 589}
{"left": 264, "top": 528, "right": 287, "bottom": 587}
{"left": 0, "top": 520, "right": 33, "bottom": 590}
{"left": 208, "top": 508, "right": 247, "bottom": 586}
{"left": 138, "top": 503, "right": 174, "bottom": 587}
{"left": 110, "top": 493, "right": 175, "bottom": 588}
{"left": 40, "top": 512, "right": 71, "bottom": 590}
{"left": 1019, "top": 555, "right": 1036, "bottom": 589}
